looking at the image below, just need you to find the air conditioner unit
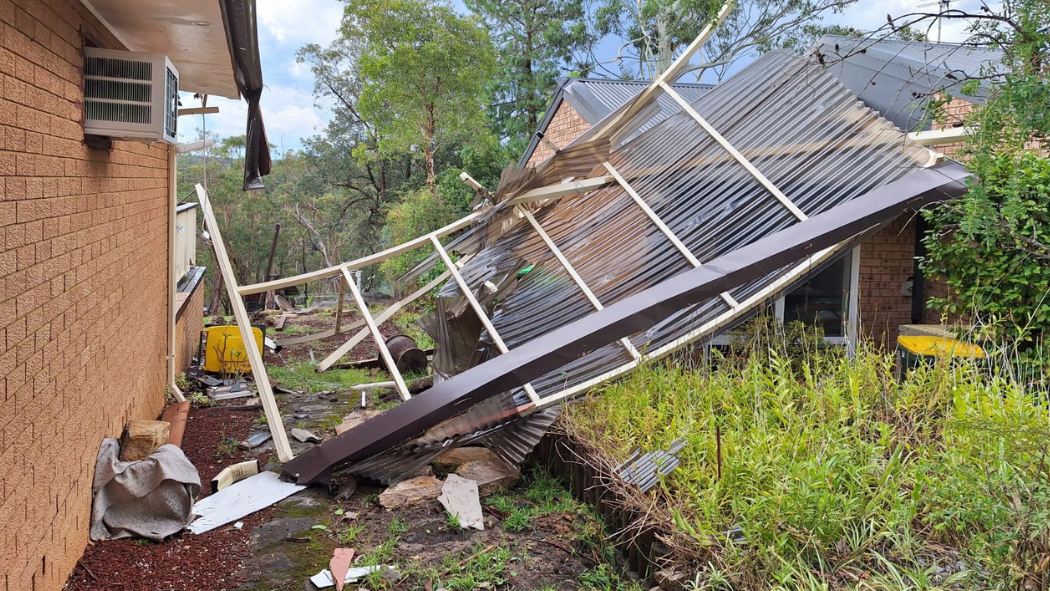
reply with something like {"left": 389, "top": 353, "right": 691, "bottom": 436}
{"left": 83, "top": 47, "right": 179, "bottom": 144}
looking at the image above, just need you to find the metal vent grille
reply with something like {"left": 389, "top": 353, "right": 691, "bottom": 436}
{"left": 85, "top": 55, "right": 153, "bottom": 125}
{"left": 164, "top": 67, "right": 178, "bottom": 138}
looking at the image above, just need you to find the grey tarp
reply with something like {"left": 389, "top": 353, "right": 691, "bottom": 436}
{"left": 90, "top": 437, "right": 201, "bottom": 541}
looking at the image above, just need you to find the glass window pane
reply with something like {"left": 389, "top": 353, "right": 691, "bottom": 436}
{"left": 782, "top": 251, "right": 852, "bottom": 337}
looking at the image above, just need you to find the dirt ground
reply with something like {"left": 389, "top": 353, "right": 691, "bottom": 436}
{"left": 64, "top": 308, "right": 640, "bottom": 591}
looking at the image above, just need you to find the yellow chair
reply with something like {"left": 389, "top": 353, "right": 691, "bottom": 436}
{"left": 201, "top": 325, "right": 265, "bottom": 374}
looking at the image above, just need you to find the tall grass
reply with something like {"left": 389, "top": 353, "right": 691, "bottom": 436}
{"left": 562, "top": 333, "right": 1050, "bottom": 589}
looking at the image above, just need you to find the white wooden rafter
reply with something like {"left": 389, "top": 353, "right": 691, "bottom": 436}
{"left": 602, "top": 161, "right": 740, "bottom": 310}
{"left": 197, "top": 184, "right": 294, "bottom": 461}
{"left": 516, "top": 207, "right": 643, "bottom": 361}
{"left": 428, "top": 236, "right": 542, "bottom": 405}
{"left": 339, "top": 266, "right": 411, "bottom": 401}
{"left": 658, "top": 81, "right": 808, "bottom": 222}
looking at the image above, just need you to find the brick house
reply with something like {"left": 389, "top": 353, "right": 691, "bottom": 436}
{"left": 0, "top": 1, "right": 268, "bottom": 589}
{"left": 519, "top": 39, "right": 1001, "bottom": 349}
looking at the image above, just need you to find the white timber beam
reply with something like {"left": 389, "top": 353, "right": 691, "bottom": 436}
{"left": 907, "top": 127, "right": 973, "bottom": 146}
{"left": 517, "top": 207, "right": 642, "bottom": 361}
{"left": 315, "top": 263, "right": 465, "bottom": 372}
{"left": 506, "top": 175, "right": 615, "bottom": 206}
{"left": 659, "top": 81, "right": 808, "bottom": 222}
{"left": 175, "top": 139, "right": 215, "bottom": 154}
{"left": 238, "top": 212, "right": 481, "bottom": 296}
{"left": 197, "top": 184, "right": 293, "bottom": 461}
{"left": 179, "top": 106, "right": 220, "bottom": 117}
{"left": 340, "top": 267, "right": 411, "bottom": 400}
{"left": 429, "top": 236, "right": 542, "bottom": 405}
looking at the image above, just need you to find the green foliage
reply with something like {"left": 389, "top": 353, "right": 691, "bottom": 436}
{"left": 379, "top": 188, "right": 461, "bottom": 289}
{"left": 920, "top": 1, "right": 1050, "bottom": 385}
{"left": 465, "top": 0, "right": 595, "bottom": 151}
{"left": 564, "top": 345, "right": 1050, "bottom": 589}
{"left": 922, "top": 153, "right": 1050, "bottom": 380}
{"left": 595, "top": 0, "right": 858, "bottom": 80}
{"left": 346, "top": 0, "right": 497, "bottom": 194}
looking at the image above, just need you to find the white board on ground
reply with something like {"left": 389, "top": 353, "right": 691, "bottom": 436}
{"left": 438, "top": 474, "right": 484, "bottom": 531}
{"left": 188, "top": 471, "right": 305, "bottom": 534}
{"left": 309, "top": 566, "right": 384, "bottom": 588}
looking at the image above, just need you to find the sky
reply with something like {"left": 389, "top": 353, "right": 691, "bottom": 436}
{"left": 177, "top": 0, "right": 986, "bottom": 152}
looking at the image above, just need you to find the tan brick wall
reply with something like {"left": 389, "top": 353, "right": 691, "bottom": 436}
{"left": 858, "top": 216, "right": 920, "bottom": 348}
{"left": 932, "top": 95, "right": 974, "bottom": 159}
{"left": 174, "top": 278, "right": 204, "bottom": 374}
{"left": 525, "top": 101, "right": 592, "bottom": 168}
{"left": 0, "top": 1, "right": 171, "bottom": 589}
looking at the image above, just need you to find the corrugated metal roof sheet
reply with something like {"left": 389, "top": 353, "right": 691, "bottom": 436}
{"left": 814, "top": 35, "right": 1006, "bottom": 132}
{"left": 517, "top": 78, "right": 713, "bottom": 168}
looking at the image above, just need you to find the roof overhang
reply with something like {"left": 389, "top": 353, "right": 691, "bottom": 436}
{"left": 81, "top": 0, "right": 240, "bottom": 99}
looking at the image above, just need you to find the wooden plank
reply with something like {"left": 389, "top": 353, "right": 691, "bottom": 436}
{"left": 276, "top": 319, "right": 367, "bottom": 347}
{"left": 908, "top": 127, "right": 972, "bottom": 146}
{"left": 340, "top": 267, "right": 411, "bottom": 400}
{"left": 603, "top": 161, "right": 740, "bottom": 310}
{"left": 196, "top": 184, "right": 294, "bottom": 462}
{"left": 179, "top": 106, "right": 220, "bottom": 117}
{"left": 658, "top": 81, "right": 807, "bottom": 222}
{"left": 334, "top": 281, "right": 346, "bottom": 334}
{"left": 429, "top": 236, "right": 542, "bottom": 404}
{"left": 518, "top": 207, "right": 641, "bottom": 361}
{"left": 586, "top": 1, "right": 735, "bottom": 142}
{"left": 238, "top": 213, "right": 481, "bottom": 296}
{"left": 315, "top": 264, "right": 460, "bottom": 371}
{"left": 275, "top": 314, "right": 289, "bottom": 330}
{"left": 505, "top": 175, "right": 615, "bottom": 206}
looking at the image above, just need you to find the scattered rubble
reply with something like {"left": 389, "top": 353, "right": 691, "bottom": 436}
{"left": 291, "top": 428, "right": 322, "bottom": 443}
{"left": 239, "top": 432, "right": 271, "bottom": 450}
{"left": 309, "top": 566, "right": 384, "bottom": 589}
{"left": 329, "top": 548, "right": 355, "bottom": 591}
{"left": 210, "top": 459, "right": 261, "bottom": 493}
{"left": 335, "top": 409, "right": 384, "bottom": 435}
{"left": 118, "top": 420, "right": 171, "bottom": 462}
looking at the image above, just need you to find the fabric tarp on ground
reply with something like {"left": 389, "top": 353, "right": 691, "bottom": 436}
{"left": 90, "top": 437, "right": 201, "bottom": 542}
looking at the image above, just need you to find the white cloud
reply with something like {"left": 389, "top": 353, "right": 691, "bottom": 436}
{"left": 177, "top": 84, "right": 326, "bottom": 152}
{"left": 257, "top": 0, "right": 344, "bottom": 46}
{"left": 828, "top": 0, "right": 998, "bottom": 43}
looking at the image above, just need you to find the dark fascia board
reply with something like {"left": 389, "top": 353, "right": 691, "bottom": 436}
{"left": 281, "top": 161, "right": 972, "bottom": 485}
{"left": 176, "top": 202, "right": 200, "bottom": 214}
{"left": 517, "top": 77, "right": 573, "bottom": 169}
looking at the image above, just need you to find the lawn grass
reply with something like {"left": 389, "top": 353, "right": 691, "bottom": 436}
{"left": 562, "top": 334, "right": 1050, "bottom": 590}
{"left": 268, "top": 361, "right": 381, "bottom": 393}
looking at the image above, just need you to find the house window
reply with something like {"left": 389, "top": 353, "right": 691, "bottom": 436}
{"left": 709, "top": 246, "right": 861, "bottom": 350}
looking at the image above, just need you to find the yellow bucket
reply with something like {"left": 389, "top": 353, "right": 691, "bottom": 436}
{"left": 201, "top": 325, "right": 264, "bottom": 374}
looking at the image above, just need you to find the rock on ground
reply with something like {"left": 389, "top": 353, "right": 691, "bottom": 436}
{"left": 434, "top": 446, "right": 500, "bottom": 469}
{"left": 335, "top": 410, "right": 384, "bottom": 435}
{"left": 455, "top": 458, "right": 520, "bottom": 497}
{"left": 119, "top": 420, "right": 170, "bottom": 461}
{"left": 379, "top": 475, "right": 444, "bottom": 509}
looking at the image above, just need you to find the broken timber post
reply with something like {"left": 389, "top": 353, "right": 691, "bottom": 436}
{"left": 196, "top": 184, "right": 294, "bottom": 462}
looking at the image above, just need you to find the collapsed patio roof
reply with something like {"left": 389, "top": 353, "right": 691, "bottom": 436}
{"left": 275, "top": 47, "right": 972, "bottom": 484}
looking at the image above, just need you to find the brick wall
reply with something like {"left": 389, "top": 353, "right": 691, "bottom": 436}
{"left": 931, "top": 95, "right": 974, "bottom": 159}
{"left": 858, "top": 216, "right": 920, "bottom": 348}
{"left": 525, "top": 101, "right": 592, "bottom": 168}
{"left": 0, "top": 1, "right": 171, "bottom": 590}
{"left": 174, "top": 277, "right": 204, "bottom": 373}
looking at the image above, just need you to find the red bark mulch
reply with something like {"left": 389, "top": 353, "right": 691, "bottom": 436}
{"left": 66, "top": 408, "right": 271, "bottom": 591}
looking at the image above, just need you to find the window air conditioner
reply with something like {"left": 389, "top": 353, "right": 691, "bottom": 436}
{"left": 83, "top": 47, "right": 179, "bottom": 144}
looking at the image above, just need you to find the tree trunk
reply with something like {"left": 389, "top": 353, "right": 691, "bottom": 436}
{"left": 656, "top": 9, "right": 673, "bottom": 76}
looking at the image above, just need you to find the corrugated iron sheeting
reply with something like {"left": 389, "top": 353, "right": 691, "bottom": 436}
{"left": 421, "top": 50, "right": 930, "bottom": 402}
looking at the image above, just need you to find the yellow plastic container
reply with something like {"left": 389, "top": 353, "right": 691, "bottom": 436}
{"left": 201, "top": 326, "right": 264, "bottom": 374}
{"left": 897, "top": 335, "right": 986, "bottom": 359}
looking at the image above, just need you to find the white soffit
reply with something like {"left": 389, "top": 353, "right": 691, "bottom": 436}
{"left": 81, "top": 0, "right": 240, "bottom": 99}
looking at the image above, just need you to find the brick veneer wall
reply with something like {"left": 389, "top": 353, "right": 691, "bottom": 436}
{"left": 857, "top": 216, "right": 920, "bottom": 348}
{"left": 525, "top": 101, "right": 592, "bottom": 168}
{"left": 0, "top": 1, "right": 171, "bottom": 590}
